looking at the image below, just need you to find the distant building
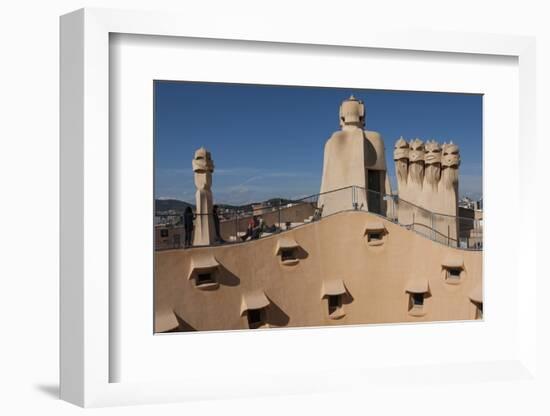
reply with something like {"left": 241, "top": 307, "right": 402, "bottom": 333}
{"left": 155, "top": 212, "right": 182, "bottom": 226}
{"left": 252, "top": 203, "right": 269, "bottom": 216}
{"left": 458, "top": 196, "right": 483, "bottom": 211}
{"left": 155, "top": 225, "right": 185, "bottom": 250}
{"left": 475, "top": 198, "right": 483, "bottom": 210}
{"left": 459, "top": 196, "right": 475, "bottom": 210}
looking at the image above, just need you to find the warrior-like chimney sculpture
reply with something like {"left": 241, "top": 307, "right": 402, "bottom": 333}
{"left": 318, "top": 96, "right": 391, "bottom": 216}
{"left": 393, "top": 137, "right": 460, "bottom": 242}
{"left": 192, "top": 147, "right": 216, "bottom": 246}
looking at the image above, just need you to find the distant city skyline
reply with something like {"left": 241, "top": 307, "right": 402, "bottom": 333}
{"left": 155, "top": 81, "right": 483, "bottom": 205}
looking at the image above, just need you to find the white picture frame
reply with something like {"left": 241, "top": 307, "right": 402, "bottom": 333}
{"left": 60, "top": 8, "right": 537, "bottom": 408}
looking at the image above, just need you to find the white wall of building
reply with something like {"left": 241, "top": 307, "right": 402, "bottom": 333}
{"left": 0, "top": 1, "right": 548, "bottom": 415}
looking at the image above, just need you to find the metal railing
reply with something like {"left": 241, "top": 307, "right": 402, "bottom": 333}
{"left": 155, "top": 186, "right": 483, "bottom": 251}
{"left": 346, "top": 186, "right": 482, "bottom": 250}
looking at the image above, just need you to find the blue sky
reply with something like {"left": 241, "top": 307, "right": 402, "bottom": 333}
{"left": 155, "top": 81, "right": 482, "bottom": 205}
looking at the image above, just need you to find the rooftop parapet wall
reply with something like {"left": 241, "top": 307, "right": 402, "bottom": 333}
{"left": 155, "top": 186, "right": 482, "bottom": 250}
{"left": 155, "top": 210, "right": 482, "bottom": 332}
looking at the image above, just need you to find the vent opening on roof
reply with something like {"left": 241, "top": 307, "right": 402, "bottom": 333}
{"left": 322, "top": 279, "right": 348, "bottom": 319}
{"left": 275, "top": 237, "right": 301, "bottom": 265}
{"left": 328, "top": 294, "right": 342, "bottom": 316}
{"left": 364, "top": 222, "right": 386, "bottom": 246}
{"left": 196, "top": 273, "right": 214, "bottom": 285}
{"left": 405, "top": 278, "right": 429, "bottom": 316}
{"left": 442, "top": 256, "right": 464, "bottom": 284}
{"left": 247, "top": 308, "right": 266, "bottom": 328}
{"left": 281, "top": 248, "right": 297, "bottom": 262}
{"left": 241, "top": 291, "right": 270, "bottom": 329}
{"left": 367, "top": 232, "right": 382, "bottom": 242}
{"left": 188, "top": 255, "right": 220, "bottom": 290}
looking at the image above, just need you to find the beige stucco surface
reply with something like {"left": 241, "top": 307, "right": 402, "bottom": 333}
{"left": 155, "top": 210, "right": 482, "bottom": 332}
